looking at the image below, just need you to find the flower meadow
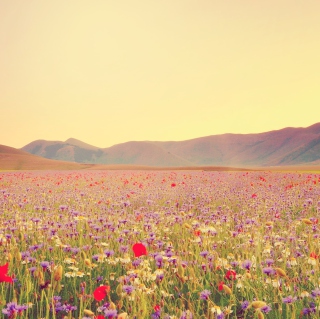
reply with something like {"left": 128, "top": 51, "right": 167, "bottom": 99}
{"left": 0, "top": 170, "right": 320, "bottom": 319}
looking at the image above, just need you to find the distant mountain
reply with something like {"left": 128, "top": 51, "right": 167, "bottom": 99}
{"left": 20, "top": 123, "right": 320, "bottom": 167}
{"left": 0, "top": 144, "right": 248, "bottom": 171}
{"left": 21, "top": 139, "right": 104, "bottom": 163}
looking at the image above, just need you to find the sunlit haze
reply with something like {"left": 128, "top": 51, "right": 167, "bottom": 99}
{"left": 1, "top": 0, "right": 320, "bottom": 148}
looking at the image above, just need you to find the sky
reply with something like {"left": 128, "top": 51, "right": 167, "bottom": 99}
{"left": 1, "top": 0, "right": 320, "bottom": 149}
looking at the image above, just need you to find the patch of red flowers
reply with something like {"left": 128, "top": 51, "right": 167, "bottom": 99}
{"left": 225, "top": 270, "right": 237, "bottom": 280}
{"left": 93, "top": 285, "right": 110, "bottom": 301}
{"left": 132, "top": 243, "right": 147, "bottom": 257}
{"left": 0, "top": 263, "right": 13, "bottom": 283}
{"left": 154, "top": 305, "right": 161, "bottom": 311}
{"left": 194, "top": 230, "right": 201, "bottom": 236}
{"left": 310, "top": 252, "right": 318, "bottom": 259}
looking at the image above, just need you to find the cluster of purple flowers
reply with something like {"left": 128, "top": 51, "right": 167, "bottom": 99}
{"left": 2, "top": 302, "right": 28, "bottom": 317}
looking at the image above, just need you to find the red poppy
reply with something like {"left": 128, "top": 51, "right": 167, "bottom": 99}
{"left": 171, "top": 183, "right": 176, "bottom": 187}
{"left": 218, "top": 281, "right": 224, "bottom": 291}
{"left": 251, "top": 193, "right": 257, "bottom": 198}
{"left": 95, "top": 316, "right": 105, "bottom": 319}
{"left": 225, "top": 270, "right": 237, "bottom": 280}
{"left": 310, "top": 252, "right": 318, "bottom": 259}
{"left": 132, "top": 243, "right": 147, "bottom": 257}
{"left": 154, "top": 305, "right": 161, "bottom": 311}
{"left": 0, "top": 263, "right": 13, "bottom": 283}
{"left": 194, "top": 230, "right": 201, "bottom": 236}
{"left": 93, "top": 285, "right": 110, "bottom": 301}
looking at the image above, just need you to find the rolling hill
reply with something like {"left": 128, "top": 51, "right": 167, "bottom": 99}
{"left": 20, "top": 123, "right": 320, "bottom": 167}
{"left": 0, "top": 145, "right": 91, "bottom": 170}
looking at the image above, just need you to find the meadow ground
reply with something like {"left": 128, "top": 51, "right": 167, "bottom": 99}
{"left": 0, "top": 170, "right": 320, "bottom": 318}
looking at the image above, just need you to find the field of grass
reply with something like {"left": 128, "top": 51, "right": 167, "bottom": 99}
{"left": 0, "top": 170, "right": 320, "bottom": 318}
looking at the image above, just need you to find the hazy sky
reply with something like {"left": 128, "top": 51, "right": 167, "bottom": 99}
{"left": 1, "top": 0, "right": 320, "bottom": 148}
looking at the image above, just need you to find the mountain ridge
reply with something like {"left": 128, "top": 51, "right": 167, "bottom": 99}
{"left": 20, "top": 123, "right": 320, "bottom": 167}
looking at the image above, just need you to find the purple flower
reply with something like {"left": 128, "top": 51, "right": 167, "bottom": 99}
{"left": 200, "top": 289, "right": 211, "bottom": 300}
{"left": 200, "top": 250, "right": 209, "bottom": 258}
{"left": 260, "top": 305, "right": 272, "bottom": 313}
{"left": 180, "top": 311, "right": 193, "bottom": 319}
{"left": 265, "top": 258, "right": 274, "bottom": 266}
{"left": 282, "top": 295, "right": 297, "bottom": 304}
{"left": 123, "top": 285, "right": 135, "bottom": 294}
{"left": 132, "top": 258, "right": 142, "bottom": 267}
{"left": 104, "top": 309, "right": 118, "bottom": 318}
{"left": 302, "top": 307, "right": 316, "bottom": 315}
{"left": 151, "top": 310, "right": 161, "bottom": 319}
{"left": 28, "top": 266, "right": 37, "bottom": 274}
{"left": 40, "top": 261, "right": 50, "bottom": 270}
{"left": 2, "top": 302, "right": 28, "bottom": 317}
{"left": 241, "top": 300, "right": 249, "bottom": 310}
{"left": 119, "top": 245, "right": 128, "bottom": 253}
{"left": 96, "top": 276, "right": 104, "bottom": 282}
{"left": 262, "top": 267, "right": 276, "bottom": 276}
{"left": 55, "top": 303, "right": 77, "bottom": 313}
{"left": 104, "top": 249, "right": 115, "bottom": 257}
{"left": 242, "top": 260, "right": 252, "bottom": 270}
{"left": 155, "top": 254, "right": 163, "bottom": 267}
{"left": 311, "top": 288, "right": 320, "bottom": 298}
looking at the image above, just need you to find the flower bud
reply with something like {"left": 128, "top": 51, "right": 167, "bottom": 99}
{"left": 110, "top": 302, "right": 117, "bottom": 310}
{"left": 83, "top": 309, "right": 94, "bottom": 316}
{"left": 222, "top": 284, "right": 232, "bottom": 295}
{"left": 84, "top": 258, "right": 91, "bottom": 267}
{"left": 54, "top": 265, "right": 63, "bottom": 281}
{"left": 116, "top": 284, "right": 123, "bottom": 296}
{"left": 302, "top": 218, "right": 312, "bottom": 225}
{"left": 275, "top": 267, "right": 286, "bottom": 277}
{"left": 257, "top": 310, "right": 264, "bottom": 319}
{"left": 251, "top": 301, "right": 267, "bottom": 309}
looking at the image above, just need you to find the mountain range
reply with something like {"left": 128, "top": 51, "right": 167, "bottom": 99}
{"left": 19, "top": 123, "right": 320, "bottom": 167}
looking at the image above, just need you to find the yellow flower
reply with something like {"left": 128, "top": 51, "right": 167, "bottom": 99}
{"left": 210, "top": 305, "right": 222, "bottom": 314}
{"left": 301, "top": 291, "right": 310, "bottom": 298}
{"left": 289, "top": 257, "right": 297, "bottom": 266}
{"left": 224, "top": 306, "right": 233, "bottom": 314}
{"left": 308, "top": 257, "right": 317, "bottom": 266}
{"left": 64, "top": 258, "right": 77, "bottom": 264}
{"left": 76, "top": 271, "right": 85, "bottom": 277}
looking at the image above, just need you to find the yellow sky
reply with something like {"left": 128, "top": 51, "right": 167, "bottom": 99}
{"left": 1, "top": 0, "right": 320, "bottom": 148}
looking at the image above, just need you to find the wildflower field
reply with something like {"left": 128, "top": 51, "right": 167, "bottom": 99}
{"left": 0, "top": 170, "right": 320, "bottom": 319}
